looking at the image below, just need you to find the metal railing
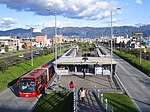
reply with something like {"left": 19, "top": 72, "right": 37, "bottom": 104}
{"left": 94, "top": 86, "right": 114, "bottom": 112}
{"left": 113, "top": 73, "right": 126, "bottom": 93}
{"left": 73, "top": 87, "right": 77, "bottom": 112}
{"left": 99, "top": 93, "right": 113, "bottom": 112}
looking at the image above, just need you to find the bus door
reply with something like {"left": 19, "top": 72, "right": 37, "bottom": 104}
{"left": 49, "top": 66, "right": 55, "bottom": 79}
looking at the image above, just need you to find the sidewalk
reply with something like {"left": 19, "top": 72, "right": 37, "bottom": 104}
{"left": 47, "top": 74, "right": 119, "bottom": 112}
{"left": 77, "top": 90, "right": 105, "bottom": 112}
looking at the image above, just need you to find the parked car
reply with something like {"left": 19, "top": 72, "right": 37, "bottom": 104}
{"left": 34, "top": 51, "right": 40, "bottom": 55}
{"left": 0, "top": 49, "right": 6, "bottom": 54}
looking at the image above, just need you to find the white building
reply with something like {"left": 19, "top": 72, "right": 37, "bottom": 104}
{"left": 0, "top": 36, "right": 21, "bottom": 52}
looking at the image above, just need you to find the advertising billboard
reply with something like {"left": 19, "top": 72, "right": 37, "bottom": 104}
{"left": 95, "top": 65, "right": 102, "bottom": 75}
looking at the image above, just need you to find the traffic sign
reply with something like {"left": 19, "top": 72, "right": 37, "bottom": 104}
{"left": 132, "top": 32, "right": 142, "bottom": 35}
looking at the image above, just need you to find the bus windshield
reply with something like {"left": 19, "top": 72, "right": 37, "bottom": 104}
{"left": 19, "top": 78, "right": 35, "bottom": 93}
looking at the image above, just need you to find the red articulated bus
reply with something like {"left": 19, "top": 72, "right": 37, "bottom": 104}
{"left": 18, "top": 64, "right": 55, "bottom": 97}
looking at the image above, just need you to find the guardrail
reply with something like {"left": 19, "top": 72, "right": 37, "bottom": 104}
{"left": 113, "top": 73, "right": 126, "bottom": 93}
{"left": 73, "top": 87, "right": 77, "bottom": 112}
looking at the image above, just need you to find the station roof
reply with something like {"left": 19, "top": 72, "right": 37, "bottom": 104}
{"left": 54, "top": 57, "right": 117, "bottom": 65}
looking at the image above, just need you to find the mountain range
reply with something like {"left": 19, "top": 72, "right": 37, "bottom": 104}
{"left": 0, "top": 25, "right": 150, "bottom": 38}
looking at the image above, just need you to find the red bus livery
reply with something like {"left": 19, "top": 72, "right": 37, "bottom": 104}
{"left": 18, "top": 64, "right": 55, "bottom": 97}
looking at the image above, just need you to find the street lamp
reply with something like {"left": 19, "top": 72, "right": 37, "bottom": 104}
{"left": 110, "top": 10, "right": 113, "bottom": 81}
{"left": 30, "top": 27, "right": 36, "bottom": 66}
{"left": 27, "top": 25, "right": 36, "bottom": 67}
{"left": 31, "top": 28, "right": 33, "bottom": 66}
{"left": 47, "top": 8, "right": 57, "bottom": 70}
{"left": 110, "top": 8, "right": 121, "bottom": 81}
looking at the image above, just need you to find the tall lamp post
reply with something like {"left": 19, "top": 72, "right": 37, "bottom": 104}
{"left": 30, "top": 28, "right": 33, "bottom": 66}
{"left": 47, "top": 9, "right": 57, "bottom": 70}
{"left": 28, "top": 25, "right": 38, "bottom": 67}
{"left": 31, "top": 28, "right": 33, "bottom": 66}
{"left": 110, "top": 10, "right": 113, "bottom": 82}
{"left": 54, "top": 12, "right": 57, "bottom": 70}
{"left": 110, "top": 8, "right": 121, "bottom": 81}
{"left": 30, "top": 26, "right": 39, "bottom": 66}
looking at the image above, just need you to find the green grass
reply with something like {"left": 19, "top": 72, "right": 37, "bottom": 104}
{"left": 103, "top": 93, "right": 139, "bottom": 112}
{"left": 32, "top": 93, "right": 73, "bottom": 112}
{"left": 0, "top": 48, "right": 68, "bottom": 91}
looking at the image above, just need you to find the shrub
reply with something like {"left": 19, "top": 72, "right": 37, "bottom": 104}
{"left": 113, "top": 49, "right": 150, "bottom": 76}
{"left": 0, "top": 61, "right": 9, "bottom": 72}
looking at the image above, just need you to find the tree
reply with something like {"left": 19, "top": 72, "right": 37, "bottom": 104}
{"left": 22, "top": 44, "right": 25, "bottom": 49}
{"left": 0, "top": 61, "right": 9, "bottom": 72}
{"left": 122, "top": 41, "right": 126, "bottom": 48}
{"left": 141, "top": 41, "right": 146, "bottom": 46}
{"left": 5, "top": 45, "right": 9, "bottom": 52}
{"left": 17, "top": 46, "right": 19, "bottom": 51}
{"left": 22, "top": 42, "right": 27, "bottom": 49}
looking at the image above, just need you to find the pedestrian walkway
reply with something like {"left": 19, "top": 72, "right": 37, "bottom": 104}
{"left": 77, "top": 90, "right": 105, "bottom": 112}
{"left": 46, "top": 74, "right": 120, "bottom": 112}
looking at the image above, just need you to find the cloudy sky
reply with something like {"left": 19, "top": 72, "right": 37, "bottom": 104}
{"left": 0, "top": 0, "right": 149, "bottom": 30}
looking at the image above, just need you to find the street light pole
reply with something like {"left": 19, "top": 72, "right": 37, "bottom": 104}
{"left": 47, "top": 8, "right": 57, "bottom": 70}
{"left": 30, "top": 28, "right": 33, "bottom": 66}
{"left": 110, "top": 11, "right": 113, "bottom": 81}
{"left": 139, "top": 34, "right": 142, "bottom": 64}
{"left": 110, "top": 8, "right": 121, "bottom": 81}
{"left": 54, "top": 12, "right": 57, "bottom": 70}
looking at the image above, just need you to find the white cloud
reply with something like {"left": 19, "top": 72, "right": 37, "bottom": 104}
{"left": 105, "top": 18, "right": 126, "bottom": 24}
{"left": 136, "top": 0, "right": 142, "bottom": 4}
{"left": 0, "top": 17, "right": 17, "bottom": 28}
{"left": 0, "top": 0, "right": 121, "bottom": 20}
{"left": 135, "top": 21, "right": 150, "bottom": 27}
{"left": 25, "top": 21, "right": 74, "bottom": 29}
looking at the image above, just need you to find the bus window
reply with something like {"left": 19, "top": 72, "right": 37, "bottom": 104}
{"left": 19, "top": 78, "right": 35, "bottom": 93}
{"left": 37, "top": 77, "right": 41, "bottom": 84}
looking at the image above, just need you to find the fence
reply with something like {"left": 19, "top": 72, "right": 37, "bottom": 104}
{"left": 94, "top": 87, "right": 114, "bottom": 112}
{"left": 73, "top": 87, "right": 77, "bottom": 112}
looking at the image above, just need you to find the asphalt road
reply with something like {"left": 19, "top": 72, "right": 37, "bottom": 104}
{"left": 114, "top": 54, "right": 150, "bottom": 112}
{"left": 0, "top": 84, "right": 38, "bottom": 112}
{"left": 0, "top": 52, "right": 38, "bottom": 64}
{"left": 0, "top": 48, "right": 69, "bottom": 112}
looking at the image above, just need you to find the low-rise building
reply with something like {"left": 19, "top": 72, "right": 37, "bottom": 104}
{"left": 36, "top": 35, "right": 47, "bottom": 47}
{"left": 0, "top": 36, "right": 20, "bottom": 52}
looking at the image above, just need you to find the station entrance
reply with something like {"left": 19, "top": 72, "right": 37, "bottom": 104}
{"left": 55, "top": 57, "right": 117, "bottom": 77}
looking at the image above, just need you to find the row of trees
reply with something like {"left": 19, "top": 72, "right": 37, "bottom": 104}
{"left": 78, "top": 42, "right": 95, "bottom": 52}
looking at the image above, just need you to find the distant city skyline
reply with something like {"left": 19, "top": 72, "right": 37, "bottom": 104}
{"left": 0, "top": 0, "right": 149, "bottom": 31}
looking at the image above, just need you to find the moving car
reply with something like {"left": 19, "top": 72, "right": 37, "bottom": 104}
{"left": 18, "top": 54, "right": 24, "bottom": 58}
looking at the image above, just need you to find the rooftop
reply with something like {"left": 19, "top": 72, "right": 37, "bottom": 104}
{"left": 55, "top": 57, "right": 117, "bottom": 65}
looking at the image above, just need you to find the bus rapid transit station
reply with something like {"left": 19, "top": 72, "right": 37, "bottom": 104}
{"left": 17, "top": 45, "right": 119, "bottom": 98}
{"left": 49, "top": 45, "right": 121, "bottom": 112}
{"left": 55, "top": 56, "right": 117, "bottom": 77}
{"left": 16, "top": 45, "right": 122, "bottom": 112}
{"left": 54, "top": 46, "right": 117, "bottom": 78}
